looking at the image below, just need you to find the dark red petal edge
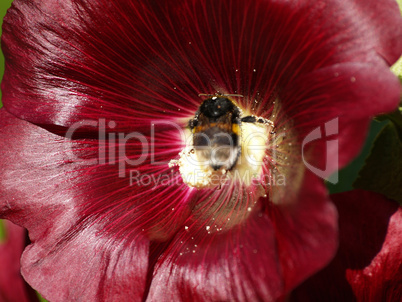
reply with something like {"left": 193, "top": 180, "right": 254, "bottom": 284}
{"left": 291, "top": 190, "right": 402, "bottom": 302}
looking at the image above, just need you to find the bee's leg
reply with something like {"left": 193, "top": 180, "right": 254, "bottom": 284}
{"left": 240, "top": 116, "right": 257, "bottom": 123}
{"left": 188, "top": 118, "right": 198, "bottom": 129}
{"left": 241, "top": 116, "right": 274, "bottom": 127}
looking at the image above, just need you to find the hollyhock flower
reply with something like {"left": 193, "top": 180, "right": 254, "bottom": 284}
{"left": 291, "top": 190, "right": 402, "bottom": 302}
{"left": 0, "top": 0, "right": 401, "bottom": 301}
{"left": 0, "top": 220, "right": 38, "bottom": 302}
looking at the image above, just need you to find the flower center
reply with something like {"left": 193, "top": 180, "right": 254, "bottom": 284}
{"left": 170, "top": 95, "right": 274, "bottom": 190}
{"left": 166, "top": 96, "right": 303, "bottom": 236}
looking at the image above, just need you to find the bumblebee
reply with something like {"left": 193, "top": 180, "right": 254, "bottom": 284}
{"left": 189, "top": 95, "right": 273, "bottom": 171}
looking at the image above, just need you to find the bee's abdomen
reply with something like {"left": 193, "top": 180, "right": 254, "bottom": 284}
{"left": 193, "top": 127, "right": 240, "bottom": 171}
{"left": 193, "top": 127, "right": 237, "bottom": 146}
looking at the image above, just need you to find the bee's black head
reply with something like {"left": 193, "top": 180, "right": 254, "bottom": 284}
{"left": 199, "top": 96, "right": 235, "bottom": 118}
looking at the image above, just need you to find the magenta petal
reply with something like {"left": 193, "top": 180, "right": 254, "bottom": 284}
{"left": 283, "top": 62, "right": 401, "bottom": 177}
{"left": 0, "top": 110, "right": 152, "bottom": 301}
{"left": 284, "top": 63, "right": 402, "bottom": 126}
{"left": 146, "top": 171, "right": 338, "bottom": 300}
{"left": 351, "top": 0, "right": 402, "bottom": 65}
{"left": 0, "top": 220, "right": 37, "bottom": 302}
{"left": 2, "top": 0, "right": 401, "bottom": 129}
{"left": 336, "top": 119, "right": 371, "bottom": 171}
{"left": 148, "top": 211, "right": 283, "bottom": 301}
{"left": 1, "top": 0, "right": 401, "bottom": 299}
{"left": 291, "top": 190, "right": 402, "bottom": 301}
{"left": 300, "top": 117, "right": 371, "bottom": 179}
{"left": 21, "top": 224, "right": 149, "bottom": 302}
{"left": 268, "top": 171, "right": 338, "bottom": 293}
{"left": 0, "top": 108, "right": 192, "bottom": 241}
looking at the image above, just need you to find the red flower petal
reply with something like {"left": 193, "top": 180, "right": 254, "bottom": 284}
{"left": 0, "top": 107, "right": 194, "bottom": 240}
{"left": 0, "top": 110, "right": 153, "bottom": 300}
{"left": 268, "top": 171, "right": 338, "bottom": 293}
{"left": 291, "top": 190, "right": 402, "bottom": 301}
{"left": 145, "top": 170, "right": 337, "bottom": 301}
{"left": 0, "top": 106, "right": 338, "bottom": 300}
{"left": 22, "top": 224, "right": 150, "bottom": 302}
{"left": 285, "top": 62, "right": 401, "bottom": 176}
{"left": 0, "top": 220, "right": 38, "bottom": 302}
{"left": 148, "top": 210, "right": 284, "bottom": 301}
{"left": 1, "top": 0, "right": 401, "bottom": 300}
{"left": 2, "top": 0, "right": 401, "bottom": 131}
{"left": 284, "top": 63, "right": 401, "bottom": 127}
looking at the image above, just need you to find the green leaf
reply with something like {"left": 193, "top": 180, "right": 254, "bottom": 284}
{"left": 37, "top": 292, "right": 49, "bottom": 302}
{"left": 326, "top": 120, "right": 387, "bottom": 194}
{"left": 391, "top": 56, "right": 402, "bottom": 82}
{"left": 354, "top": 122, "right": 402, "bottom": 205}
{"left": 0, "top": 220, "right": 6, "bottom": 243}
{"left": 376, "top": 107, "right": 402, "bottom": 140}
